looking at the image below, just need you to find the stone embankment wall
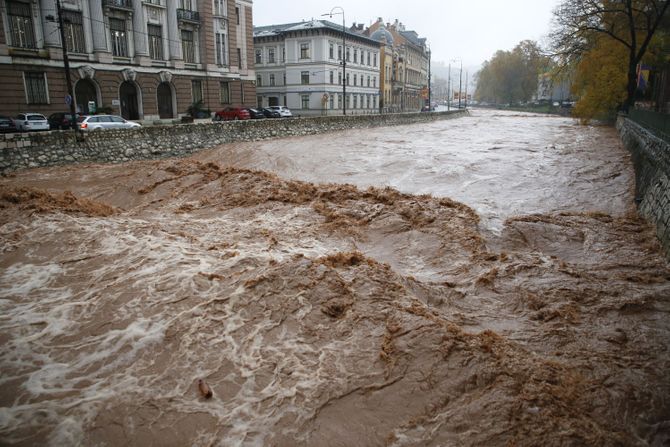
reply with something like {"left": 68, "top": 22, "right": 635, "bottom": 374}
{"left": 0, "top": 110, "right": 466, "bottom": 174}
{"left": 617, "top": 116, "right": 670, "bottom": 258}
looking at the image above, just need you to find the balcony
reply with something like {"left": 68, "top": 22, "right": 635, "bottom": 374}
{"left": 103, "top": 0, "right": 133, "bottom": 11}
{"left": 177, "top": 9, "right": 200, "bottom": 23}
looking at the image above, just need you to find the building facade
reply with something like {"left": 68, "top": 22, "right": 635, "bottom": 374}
{"left": 254, "top": 20, "right": 381, "bottom": 116}
{"left": 365, "top": 18, "right": 429, "bottom": 112}
{"left": 0, "top": 0, "right": 255, "bottom": 120}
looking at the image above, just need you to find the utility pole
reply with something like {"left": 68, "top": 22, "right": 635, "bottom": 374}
{"left": 464, "top": 70, "right": 468, "bottom": 109}
{"left": 458, "top": 59, "right": 462, "bottom": 109}
{"left": 54, "top": 0, "right": 79, "bottom": 133}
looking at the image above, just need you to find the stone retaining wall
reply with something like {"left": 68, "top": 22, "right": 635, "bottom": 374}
{"left": 617, "top": 116, "right": 670, "bottom": 258}
{"left": 0, "top": 110, "right": 466, "bottom": 174}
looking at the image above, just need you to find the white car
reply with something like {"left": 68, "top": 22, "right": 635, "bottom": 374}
{"left": 269, "top": 106, "right": 293, "bottom": 118}
{"left": 77, "top": 115, "right": 141, "bottom": 131}
{"left": 14, "top": 113, "right": 49, "bottom": 132}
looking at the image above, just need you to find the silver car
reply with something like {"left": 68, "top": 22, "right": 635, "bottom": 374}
{"left": 77, "top": 114, "right": 141, "bottom": 131}
{"left": 269, "top": 106, "right": 293, "bottom": 118}
{"left": 14, "top": 113, "right": 49, "bottom": 132}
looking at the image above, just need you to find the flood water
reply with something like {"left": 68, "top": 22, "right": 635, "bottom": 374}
{"left": 1, "top": 109, "right": 669, "bottom": 446}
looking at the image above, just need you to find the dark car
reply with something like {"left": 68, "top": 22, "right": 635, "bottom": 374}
{"left": 213, "top": 107, "right": 251, "bottom": 121}
{"left": 0, "top": 115, "right": 17, "bottom": 133}
{"left": 260, "top": 107, "right": 281, "bottom": 118}
{"left": 48, "top": 112, "right": 80, "bottom": 130}
{"left": 245, "top": 108, "right": 265, "bottom": 119}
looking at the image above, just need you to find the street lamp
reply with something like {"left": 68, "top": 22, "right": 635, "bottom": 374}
{"left": 322, "top": 7, "right": 346, "bottom": 115}
{"left": 451, "top": 58, "right": 463, "bottom": 109}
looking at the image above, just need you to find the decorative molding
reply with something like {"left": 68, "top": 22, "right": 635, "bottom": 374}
{"left": 159, "top": 70, "right": 173, "bottom": 83}
{"left": 78, "top": 65, "right": 95, "bottom": 79}
{"left": 121, "top": 68, "right": 137, "bottom": 81}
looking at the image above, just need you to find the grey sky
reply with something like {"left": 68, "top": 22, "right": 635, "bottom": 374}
{"left": 252, "top": 0, "right": 559, "bottom": 67}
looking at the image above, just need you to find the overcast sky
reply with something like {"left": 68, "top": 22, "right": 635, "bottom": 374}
{"left": 252, "top": 0, "right": 560, "bottom": 68}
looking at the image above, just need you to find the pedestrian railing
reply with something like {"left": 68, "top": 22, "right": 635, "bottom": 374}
{"left": 628, "top": 109, "right": 670, "bottom": 143}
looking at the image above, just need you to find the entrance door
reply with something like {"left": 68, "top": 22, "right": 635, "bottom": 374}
{"left": 268, "top": 96, "right": 279, "bottom": 107}
{"left": 157, "top": 82, "right": 173, "bottom": 119}
{"left": 120, "top": 81, "right": 139, "bottom": 120}
{"left": 75, "top": 79, "right": 97, "bottom": 114}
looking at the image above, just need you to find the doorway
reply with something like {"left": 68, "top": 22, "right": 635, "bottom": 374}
{"left": 120, "top": 81, "right": 139, "bottom": 120}
{"left": 157, "top": 82, "right": 174, "bottom": 119}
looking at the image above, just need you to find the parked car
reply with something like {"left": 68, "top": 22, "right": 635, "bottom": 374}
{"left": 260, "top": 107, "right": 281, "bottom": 118}
{"left": 245, "top": 108, "right": 265, "bottom": 119}
{"left": 269, "top": 106, "right": 293, "bottom": 118}
{"left": 48, "top": 112, "right": 80, "bottom": 130}
{"left": 213, "top": 107, "right": 251, "bottom": 121}
{"left": 0, "top": 115, "right": 18, "bottom": 133}
{"left": 14, "top": 113, "right": 49, "bottom": 132}
{"left": 77, "top": 115, "right": 141, "bottom": 131}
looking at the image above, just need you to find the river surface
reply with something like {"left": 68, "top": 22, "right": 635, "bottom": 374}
{"left": 1, "top": 110, "right": 669, "bottom": 446}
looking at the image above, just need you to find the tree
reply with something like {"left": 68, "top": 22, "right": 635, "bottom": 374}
{"left": 474, "top": 41, "right": 548, "bottom": 105}
{"left": 550, "top": 0, "right": 669, "bottom": 112}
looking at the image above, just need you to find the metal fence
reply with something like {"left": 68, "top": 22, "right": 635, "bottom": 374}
{"left": 628, "top": 109, "right": 670, "bottom": 143}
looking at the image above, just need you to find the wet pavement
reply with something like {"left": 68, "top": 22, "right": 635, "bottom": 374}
{"left": 1, "top": 109, "right": 668, "bottom": 446}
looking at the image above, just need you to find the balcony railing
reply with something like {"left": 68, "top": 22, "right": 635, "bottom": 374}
{"left": 103, "top": 0, "right": 133, "bottom": 10}
{"left": 177, "top": 9, "right": 200, "bottom": 23}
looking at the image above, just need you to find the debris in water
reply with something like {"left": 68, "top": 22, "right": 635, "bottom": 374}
{"left": 198, "top": 379, "right": 213, "bottom": 399}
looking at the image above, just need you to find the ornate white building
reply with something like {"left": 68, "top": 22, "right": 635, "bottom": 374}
{"left": 254, "top": 20, "right": 381, "bottom": 116}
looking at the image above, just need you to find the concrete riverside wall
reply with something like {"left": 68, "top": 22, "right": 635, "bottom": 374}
{"left": 617, "top": 116, "right": 670, "bottom": 258}
{"left": 0, "top": 110, "right": 466, "bottom": 175}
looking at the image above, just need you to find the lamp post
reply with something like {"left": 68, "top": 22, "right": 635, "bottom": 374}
{"left": 427, "top": 44, "right": 431, "bottom": 111}
{"left": 322, "top": 7, "right": 346, "bottom": 115}
{"left": 447, "top": 62, "right": 451, "bottom": 111}
{"left": 450, "top": 58, "right": 462, "bottom": 109}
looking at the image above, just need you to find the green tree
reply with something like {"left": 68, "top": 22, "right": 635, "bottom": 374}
{"left": 475, "top": 41, "right": 548, "bottom": 105}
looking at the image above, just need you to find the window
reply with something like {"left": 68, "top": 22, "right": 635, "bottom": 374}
{"left": 255, "top": 49, "right": 262, "bottom": 64}
{"left": 179, "top": 0, "right": 194, "bottom": 9}
{"left": 353, "top": 74, "right": 357, "bottom": 86}
{"left": 354, "top": 95, "right": 357, "bottom": 109}
{"left": 181, "top": 30, "right": 195, "bottom": 63}
{"left": 373, "top": 77, "right": 376, "bottom": 88}
{"left": 329, "top": 43, "right": 334, "bottom": 59}
{"left": 110, "top": 18, "right": 128, "bottom": 57}
{"left": 148, "top": 24, "right": 164, "bottom": 60}
{"left": 220, "top": 81, "right": 230, "bottom": 103}
{"left": 338, "top": 94, "right": 342, "bottom": 109}
{"left": 346, "top": 47, "right": 350, "bottom": 62}
{"left": 338, "top": 72, "right": 342, "bottom": 85}
{"left": 214, "top": 0, "right": 226, "bottom": 17}
{"left": 373, "top": 53, "right": 377, "bottom": 67}
{"left": 346, "top": 73, "right": 350, "bottom": 85}
{"left": 235, "top": 6, "right": 240, "bottom": 24}
{"left": 330, "top": 71, "right": 334, "bottom": 84}
{"left": 354, "top": 49, "right": 358, "bottom": 64}
{"left": 192, "top": 80, "right": 203, "bottom": 103}
{"left": 268, "top": 48, "right": 275, "bottom": 63}
{"left": 338, "top": 45, "right": 342, "bottom": 61}
{"left": 301, "top": 94, "right": 309, "bottom": 109}
{"left": 373, "top": 96, "right": 377, "bottom": 109}
{"left": 257, "top": 96, "right": 262, "bottom": 107}
{"left": 241, "top": 82, "right": 245, "bottom": 103}
{"left": 63, "top": 10, "right": 85, "bottom": 53}
{"left": 215, "top": 32, "right": 227, "bottom": 65}
{"left": 283, "top": 73, "right": 286, "bottom": 85}
{"left": 301, "top": 71, "right": 309, "bottom": 85}
{"left": 366, "top": 95, "right": 370, "bottom": 108}
{"left": 237, "top": 48, "right": 242, "bottom": 68}
{"left": 269, "top": 74, "right": 275, "bottom": 86}
{"left": 7, "top": 1, "right": 36, "bottom": 49}
{"left": 329, "top": 95, "right": 334, "bottom": 110}
{"left": 282, "top": 47, "right": 285, "bottom": 62}
{"left": 367, "top": 76, "right": 370, "bottom": 87}
{"left": 256, "top": 75, "right": 262, "bottom": 86}
{"left": 367, "top": 52, "right": 371, "bottom": 66}
{"left": 24, "top": 72, "right": 48, "bottom": 104}
{"left": 300, "top": 43, "right": 310, "bottom": 59}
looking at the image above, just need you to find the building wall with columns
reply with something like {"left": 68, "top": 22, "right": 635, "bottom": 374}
{"left": 0, "top": 0, "right": 255, "bottom": 120}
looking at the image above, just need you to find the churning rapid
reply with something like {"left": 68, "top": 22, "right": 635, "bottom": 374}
{"left": 1, "top": 110, "right": 669, "bottom": 446}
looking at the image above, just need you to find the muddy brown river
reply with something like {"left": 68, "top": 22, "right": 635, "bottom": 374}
{"left": 1, "top": 109, "right": 669, "bottom": 446}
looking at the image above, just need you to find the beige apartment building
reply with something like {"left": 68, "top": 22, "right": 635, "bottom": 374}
{"left": 0, "top": 0, "right": 255, "bottom": 120}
